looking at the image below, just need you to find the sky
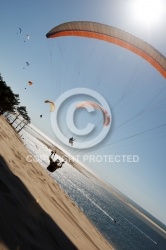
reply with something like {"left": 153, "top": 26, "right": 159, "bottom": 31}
{"left": 1, "top": 0, "right": 166, "bottom": 225}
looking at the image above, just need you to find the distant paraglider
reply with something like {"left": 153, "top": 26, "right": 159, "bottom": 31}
{"left": 40, "top": 115, "right": 42, "bottom": 118}
{"left": 17, "top": 28, "right": 30, "bottom": 43}
{"left": 24, "top": 34, "right": 30, "bottom": 42}
{"left": 23, "top": 62, "right": 30, "bottom": 69}
{"left": 76, "top": 100, "right": 110, "bottom": 126}
{"left": 69, "top": 137, "right": 75, "bottom": 146}
{"left": 44, "top": 100, "right": 55, "bottom": 112}
{"left": 28, "top": 81, "right": 33, "bottom": 85}
{"left": 46, "top": 21, "right": 166, "bottom": 78}
{"left": 25, "top": 81, "right": 33, "bottom": 90}
{"left": 17, "top": 27, "right": 30, "bottom": 42}
{"left": 17, "top": 27, "right": 22, "bottom": 34}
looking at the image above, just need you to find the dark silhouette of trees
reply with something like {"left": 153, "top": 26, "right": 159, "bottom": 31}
{"left": 0, "top": 73, "right": 31, "bottom": 131}
{"left": 0, "top": 74, "right": 20, "bottom": 115}
{"left": 10, "top": 106, "right": 27, "bottom": 125}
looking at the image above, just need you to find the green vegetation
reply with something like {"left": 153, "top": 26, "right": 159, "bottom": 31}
{"left": 0, "top": 73, "right": 31, "bottom": 131}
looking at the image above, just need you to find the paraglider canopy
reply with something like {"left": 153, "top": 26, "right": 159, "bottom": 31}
{"left": 76, "top": 100, "right": 110, "bottom": 126}
{"left": 46, "top": 21, "right": 166, "bottom": 78}
{"left": 44, "top": 100, "right": 55, "bottom": 112}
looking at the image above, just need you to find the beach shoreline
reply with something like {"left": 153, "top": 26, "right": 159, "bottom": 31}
{"left": 33, "top": 122, "right": 166, "bottom": 237}
{"left": 0, "top": 115, "right": 113, "bottom": 250}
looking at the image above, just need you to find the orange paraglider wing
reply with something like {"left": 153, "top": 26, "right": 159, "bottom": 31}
{"left": 46, "top": 21, "right": 166, "bottom": 78}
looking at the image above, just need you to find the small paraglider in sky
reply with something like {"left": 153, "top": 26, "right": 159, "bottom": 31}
{"left": 28, "top": 81, "right": 33, "bottom": 85}
{"left": 18, "top": 27, "right": 22, "bottom": 34}
{"left": 17, "top": 28, "right": 22, "bottom": 34}
{"left": 44, "top": 100, "right": 55, "bottom": 112}
{"left": 24, "top": 34, "right": 30, "bottom": 42}
{"left": 40, "top": 115, "right": 42, "bottom": 118}
{"left": 23, "top": 62, "right": 30, "bottom": 69}
{"left": 24, "top": 81, "right": 33, "bottom": 89}
{"left": 76, "top": 100, "right": 110, "bottom": 126}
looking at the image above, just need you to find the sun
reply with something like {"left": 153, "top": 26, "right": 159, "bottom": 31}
{"left": 130, "top": 0, "right": 164, "bottom": 26}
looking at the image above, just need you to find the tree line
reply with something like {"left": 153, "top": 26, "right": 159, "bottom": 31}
{"left": 0, "top": 73, "right": 31, "bottom": 132}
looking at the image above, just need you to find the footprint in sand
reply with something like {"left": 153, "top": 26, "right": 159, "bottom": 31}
{"left": 15, "top": 154, "right": 22, "bottom": 161}
{"left": 11, "top": 149, "right": 22, "bottom": 161}
{"left": 10, "top": 159, "right": 19, "bottom": 169}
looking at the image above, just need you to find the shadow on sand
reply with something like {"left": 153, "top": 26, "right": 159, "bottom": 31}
{"left": 0, "top": 155, "right": 77, "bottom": 250}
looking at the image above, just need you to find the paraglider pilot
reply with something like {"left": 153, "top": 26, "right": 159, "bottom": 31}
{"left": 69, "top": 137, "right": 75, "bottom": 146}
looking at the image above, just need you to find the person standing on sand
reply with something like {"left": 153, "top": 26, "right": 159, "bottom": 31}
{"left": 47, "top": 153, "right": 65, "bottom": 172}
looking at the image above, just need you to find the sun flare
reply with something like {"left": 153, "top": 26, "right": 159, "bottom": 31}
{"left": 130, "top": 0, "right": 164, "bottom": 25}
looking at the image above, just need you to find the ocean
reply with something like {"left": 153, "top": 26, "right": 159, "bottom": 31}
{"left": 21, "top": 126, "right": 166, "bottom": 250}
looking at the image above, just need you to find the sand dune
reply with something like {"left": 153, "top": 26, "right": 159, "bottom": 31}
{"left": 0, "top": 116, "right": 113, "bottom": 250}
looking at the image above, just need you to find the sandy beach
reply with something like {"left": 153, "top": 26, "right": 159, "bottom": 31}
{"left": 0, "top": 116, "right": 113, "bottom": 250}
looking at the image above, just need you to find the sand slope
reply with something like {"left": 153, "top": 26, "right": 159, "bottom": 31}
{"left": 0, "top": 116, "right": 113, "bottom": 250}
